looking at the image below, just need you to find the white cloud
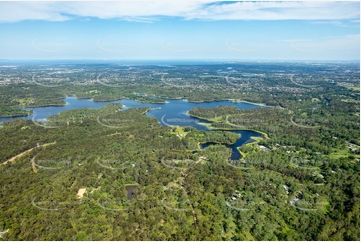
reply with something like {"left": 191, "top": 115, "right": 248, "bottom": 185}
{"left": 285, "top": 34, "right": 360, "bottom": 52}
{"left": 0, "top": 1, "right": 359, "bottom": 23}
{"left": 187, "top": 1, "right": 360, "bottom": 21}
{"left": 310, "top": 20, "right": 359, "bottom": 28}
{"left": 0, "top": 2, "right": 72, "bottom": 22}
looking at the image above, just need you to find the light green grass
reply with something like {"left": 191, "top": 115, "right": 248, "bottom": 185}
{"left": 169, "top": 126, "right": 190, "bottom": 138}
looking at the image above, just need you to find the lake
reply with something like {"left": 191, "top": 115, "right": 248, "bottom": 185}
{"left": 0, "top": 96, "right": 265, "bottom": 160}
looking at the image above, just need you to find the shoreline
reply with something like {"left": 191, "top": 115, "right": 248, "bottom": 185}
{"left": 228, "top": 99, "right": 269, "bottom": 107}
{"left": 186, "top": 112, "right": 269, "bottom": 161}
{"left": 1, "top": 95, "right": 268, "bottom": 118}
{"left": 0, "top": 112, "right": 31, "bottom": 118}
{"left": 187, "top": 113, "right": 269, "bottom": 139}
{"left": 238, "top": 136, "right": 264, "bottom": 160}
{"left": 185, "top": 98, "right": 269, "bottom": 106}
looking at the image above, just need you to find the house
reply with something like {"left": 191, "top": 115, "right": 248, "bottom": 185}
{"left": 283, "top": 185, "right": 289, "bottom": 194}
{"left": 290, "top": 197, "right": 299, "bottom": 204}
{"left": 234, "top": 190, "right": 242, "bottom": 198}
{"left": 259, "top": 145, "right": 270, "bottom": 152}
{"left": 77, "top": 188, "right": 86, "bottom": 199}
{"left": 0, "top": 229, "right": 9, "bottom": 238}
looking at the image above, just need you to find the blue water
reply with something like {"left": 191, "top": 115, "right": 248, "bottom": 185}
{"left": 200, "top": 130, "right": 263, "bottom": 160}
{"left": 0, "top": 97, "right": 265, "bottom": 160}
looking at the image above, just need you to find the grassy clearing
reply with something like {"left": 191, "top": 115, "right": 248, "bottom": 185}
{"left": 169, "top": 126, "right": 190, "bottom": 137}
{"left": 237, "top": 136, "right": 267, "bottom": 160}
{"left": 326, "top": 146, "right": 359, "bottom": 160}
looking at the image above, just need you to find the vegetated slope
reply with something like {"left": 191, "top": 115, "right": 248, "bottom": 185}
{"left": 0, "top": 98, "right": 359, "bottom": 240}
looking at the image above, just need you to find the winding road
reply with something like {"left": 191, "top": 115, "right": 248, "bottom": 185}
{"left": 1, "top": 142, "right": 56, "bottom": 165}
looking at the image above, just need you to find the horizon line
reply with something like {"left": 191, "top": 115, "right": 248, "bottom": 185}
{"left": 0, "top": 59, "right": 359, "bottom": 62}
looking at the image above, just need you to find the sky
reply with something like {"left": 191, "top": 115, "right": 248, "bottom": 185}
{"left": 0, "top": 1, "right": 359, "bottom": 61}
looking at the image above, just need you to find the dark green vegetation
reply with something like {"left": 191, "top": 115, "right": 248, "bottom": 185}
{"left": 0, "top": 62, "right": 359, "bottom": 240}
{"left": 188, "top": 104, "right": 359, "bottom": 240}
{"left": 0, "top": 103, "right": 244, "bottom": 240}
{"left": 0, "top": 106, "right": 32, "bottom": 118}
{"left": 186, "top": 130, "right": 240, "bottom": 145}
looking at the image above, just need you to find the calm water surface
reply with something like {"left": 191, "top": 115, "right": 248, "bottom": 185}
{"left": 0, "top": 97, "right": 265, "bottom": 160}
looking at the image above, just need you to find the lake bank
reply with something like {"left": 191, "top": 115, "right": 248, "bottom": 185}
{"left": 228, "top": 99, "right": 269, "bottom": 107}
{"left": 0, "top": 97, "right": 267, "bottom": 160}
{"left": 185, "top": 112, "right": 269, "bottom": 160}
{"left": 1, "top": 95, "right": 269, "bottom": 118}
{"left": 186, "top": 113, "right": 269, "bottom": 140}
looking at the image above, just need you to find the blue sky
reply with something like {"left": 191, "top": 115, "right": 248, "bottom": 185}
{"left": 0, "top": 1, "right": 359, "bottom": 61}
